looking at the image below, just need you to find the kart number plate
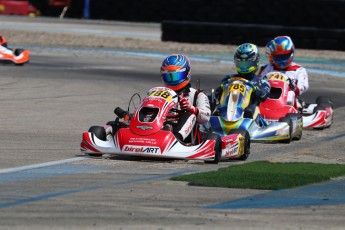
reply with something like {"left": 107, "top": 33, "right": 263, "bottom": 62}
{"left": 149, "top": 90, "right": 172, "bottom": 102}
{"left": 267, "top": 72, "right": 287, "bottom": 82}
{"left": 228, "top": 83, "right": 245, "bottom": 95}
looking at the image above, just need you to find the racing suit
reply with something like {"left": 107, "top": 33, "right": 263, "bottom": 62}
{"left": 215, "top": 73, "right": 271, "bottom": 116}
{"left": 172, "top": 84, "right": 211, "bottom": 142}
{"left": 258, "top": 62, "right": 309, "bottom": 107}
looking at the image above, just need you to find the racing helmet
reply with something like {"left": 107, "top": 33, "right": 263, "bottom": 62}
{"left": 268, "top": 36, "right": 295, "bottom": 70}
{"left": 234, "top": 43, "right": 260, "bottom": 75}
{"left": 0, "top": 34, "right": 8, "bottom": 47}
{"left": 160, "top": 54, "right": 191, "bottom": 91}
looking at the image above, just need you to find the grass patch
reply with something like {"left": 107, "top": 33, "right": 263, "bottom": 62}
{"left": 171, "top": 161, "right": 345, "bottom": 190}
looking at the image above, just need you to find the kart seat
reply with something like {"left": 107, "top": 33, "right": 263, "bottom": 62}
{"left": 269, "top": 87, "right": 282, "bottom": 99}
{"left": 138, "top": 107, "right": 158, "bottom": 122}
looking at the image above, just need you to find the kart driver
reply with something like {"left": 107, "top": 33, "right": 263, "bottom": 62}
{"left": 258, "top": 36, "right": 309, "bottom": 109}
{"left": 160, "top": 54, "right": 211, "bottom": 142}
{"left": 215, "top": 43, "right": 271, "bottom": 118}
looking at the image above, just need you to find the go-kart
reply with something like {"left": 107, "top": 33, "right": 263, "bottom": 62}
{"left": 259, "top": 72, "right": 333, "bottom": 130}
{"left": 210, "top": 77, "right": 296, "bottom": 143}
{"left": 0, "top": 35, "right": 30, "bottom": 65}
{"left": 81, "top": 86, "right": 250, "bottom": 163}
{"left": 259, "top": 72, "right": 303, "bottom": 140}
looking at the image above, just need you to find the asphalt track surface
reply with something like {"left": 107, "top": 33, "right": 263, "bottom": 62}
{"left": 1, "top": 16, "right": 345, "bottom": 229}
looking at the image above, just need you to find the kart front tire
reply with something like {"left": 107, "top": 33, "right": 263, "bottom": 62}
{"left": 88, "top": 126, "right": 106, "bottom": 141}
{"left": 285, "top": 113, "right": 303, "bottom": 140}
{"left": 278, "top": 117, "right": 293, "bottom": 144}
{"left": 229, "top": 129, "right": 250, "bottom": 160}
{"left": 204, "top": 133, "right": 221, "bottom": 164}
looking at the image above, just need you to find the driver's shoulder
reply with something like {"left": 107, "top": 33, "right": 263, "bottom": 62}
{"left": 221, "top": 74, "right": 238, "bottom": 83}
{"left": 189, "top": 87, "right": 206, "bottom": 96}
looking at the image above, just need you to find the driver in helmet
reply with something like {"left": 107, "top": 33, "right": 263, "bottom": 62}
{"left": 215, "top": 43, "right": 271, "bottom": 117}
{"left": 258, "top": 36, "right": 309, "bottom": 109}
{"left": 160, "top": 54, "right": 211, "bottom": 142}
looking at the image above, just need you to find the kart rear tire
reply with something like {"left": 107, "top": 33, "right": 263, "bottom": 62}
{"left": 88, "top": 126, "right": 106, "bottom": 141}
{"left": 229, "top": 128, "right": 250, "bottom": 160}
{"left": 278, "top": 117, "right": 292, "bottom": 144}
{"left": 316, "top": 96, "right": 333, "bottom": 107}
{"left": 204, "top": 133, "right": 221, "bottom": 164}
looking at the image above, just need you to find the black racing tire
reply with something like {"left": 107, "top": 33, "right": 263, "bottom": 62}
{"left": 285, "top": 113, "right": 303, "bottom": 141}
{"left": 204, "top": 133, "right": 222, "bottom": 164}
{"left": 316, "top": 96, "right": 333, "bottom": 107}
{"left": 88, "top": 126, "right": 106, "bottom": 141}
{"left": 14, "top": 48, "right": 24, "bottom": 56}
{"left": 229, "top": 128, "right": 250, "bottom": 160}
{"left": 278, "top": 117, "right": 293, "bottom": 144}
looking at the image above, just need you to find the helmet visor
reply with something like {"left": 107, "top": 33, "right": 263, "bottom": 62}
{"left": 234, "top": 59, "right": 257, "bottom": 73}
{"left": 162, "top": 70, "right": 188, "bottom": 86}
{"left": 272, "top": 53, "right": 293, "bottom": 69}
{"left": 272, "top": 53, "right": 292, "bottom": 62}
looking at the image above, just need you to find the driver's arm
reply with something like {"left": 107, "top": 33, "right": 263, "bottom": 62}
{"left": 195, "top": 91, "right": 211, "bottom": 124}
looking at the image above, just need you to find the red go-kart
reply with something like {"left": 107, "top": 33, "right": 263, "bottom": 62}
{"left": 260, "top": 72, "right": 333, "bottom": 131}
{"left": 0, "top": 34, "right": 30, "bottom": 65}
{"left": 81, "top": 87, "right": 250, "bottom": 163}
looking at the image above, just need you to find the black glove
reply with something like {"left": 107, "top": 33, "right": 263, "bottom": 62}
{"left": 253, "top": 86, "right": 263, "bottom": 98}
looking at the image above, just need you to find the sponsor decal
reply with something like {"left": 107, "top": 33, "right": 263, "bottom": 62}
{"left": 185, "top": 123, "right": 193, "bottom": 135}
{"left": 224, "top": 144, "right": 238, "bottom": 157}
{"left": 136, "top": 125, "right": 153, "bottom": 130}
{"left": 128, "top": 137, "right": 157, "bottom": 145}
{"left": 123, "top": 145, "right": 161, "bottom": 154}
{"left": 184, "top": 116, "right": 196, "bottom": 135}
{"left": 204, "top": 147, "right": 212, "bottom": 154}
{"left": 223, "top": 137, "right": 235, "bottom": 143}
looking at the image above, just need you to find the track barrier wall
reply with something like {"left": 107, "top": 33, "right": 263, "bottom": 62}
{"left": 66, "top": 0, "right": 345, "bottom": 50}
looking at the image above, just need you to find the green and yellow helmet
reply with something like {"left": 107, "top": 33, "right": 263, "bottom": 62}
{"left": 234, "top": 43, "right": 260, "bottom": 75}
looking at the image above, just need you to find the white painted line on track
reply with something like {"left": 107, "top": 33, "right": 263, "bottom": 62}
{"left": 0, "top": 157, "right": 87, "bottom": 174}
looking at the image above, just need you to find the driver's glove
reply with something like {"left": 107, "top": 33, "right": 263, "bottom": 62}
{"left": 253, "top": 86, "right": 264, "bottom": 98}
{"left": 166, "top": 111, "right": 179, "bottom": 124}
{"left": 179, "top": 96, "right": 198, "bottom": 114}
{"left": 288, "top": 79, "right": 300, "bottom": 95}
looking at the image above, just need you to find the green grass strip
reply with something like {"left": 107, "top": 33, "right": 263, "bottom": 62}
{"left": 171, "top": 161, "right": 345, "bottom": 190}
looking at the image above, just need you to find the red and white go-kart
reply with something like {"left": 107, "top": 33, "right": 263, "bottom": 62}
{"left": 81, "top": 86, "right": 250, "bottom": 163}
